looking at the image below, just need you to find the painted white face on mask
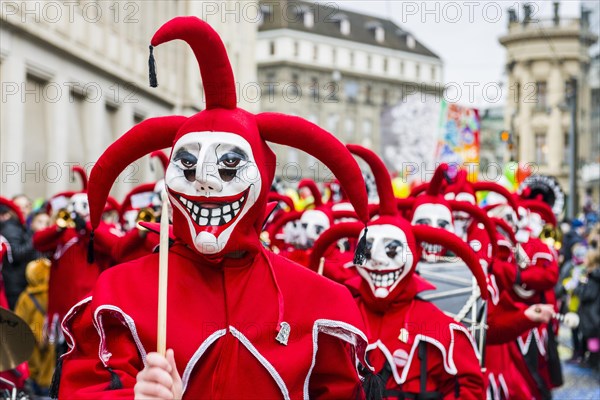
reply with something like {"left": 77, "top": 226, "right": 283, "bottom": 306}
{"left": 67, "top": 193, "right": 89, "bottom": 219}
{"left": 487, "top": 204, "right": 518, "bottom": 231}
{"left": 528, "top": 212, "right": 544, "bottom": 237}
{"left": 282, "top": 220, "right": 302, "bottom": 246}
{"left": 412, "top": 203, "right": 454, "bottom": 260}
{"left": 299, "top": 210, "right": 330, "bottom": 248}
{"left": 165, "top": 132, "right": 261, "bottom": 255}
{"left": 357, "top": 224, "right": 414, "bottom": 298}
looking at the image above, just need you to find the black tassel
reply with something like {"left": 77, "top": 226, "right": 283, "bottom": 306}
{"left": 49, "top": 356, "right": 63, "bottom": 399}
{"left": 353, "top": 226, "right": 368, "bottom": 265}
{"left": 359, "top": 364, "right": 384, "bottom": 400}
{"left": 148, "top": 45, "right": 158, "bottom": 88}
{"left": 87, "top": 229, "right": 95, "bottom": 264}
{"left": 107, "top": 367, "right": 123, "bottom": 390}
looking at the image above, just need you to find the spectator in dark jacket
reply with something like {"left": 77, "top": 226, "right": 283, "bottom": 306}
{"left": 575, "top": 246, "right": 600, "bottom": 371}
{"left": 0, "top": 202, "right": 40, "bottom": 309}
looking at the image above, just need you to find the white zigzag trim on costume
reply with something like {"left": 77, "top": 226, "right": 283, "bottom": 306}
{"left": 93, "top": 305, "right": 148, "bottom": 368}
{"left": 366, "top": 323, "right": 480, "bottom": 385}
{"left": 181, "top": 329, "right": 227, "bottom": 394}
{"left": 487, "top": 275, "right": 500, "bottom": 306}
{"left": 534, "top": 327, "right": 547, "bottom": 357}
{"left": 498, "top": 373, "right": 509, "bottom": 399}
{"left": 487, "top": 372, "right": 500, "bottom": 400}
{"left": 60, "top": 296, "right": 92, "bottom": 357}
{"left": 303, "top": 319, "right": 370, "bottom": 399}
{"left": 517, "top": 330, "right": 533, "bottom": 354}
{"left": 229, "top": 326, "right": 290, "bottom": 400}
{"left": 54, "top": 236, "right": 79, "bottom": 259}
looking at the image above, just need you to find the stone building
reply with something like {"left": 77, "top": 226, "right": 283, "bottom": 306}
{"left": 499, "top": 2, "right": 598, "bottom": 209}
{"left": 1, "top": 1, "right": 258, "bottom": 200}
{"left": 256, "top": 0, "right": 443, "bottom": 180}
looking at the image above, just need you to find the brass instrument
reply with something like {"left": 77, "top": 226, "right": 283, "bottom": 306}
{"left": 136, "top": 207, "right": 157, "bottom": 224}
{"left": 55, "top": 208, "right": 75, "bottom": 229}
{"left": 540, "top": 223, "right": 563, "bottom": 251}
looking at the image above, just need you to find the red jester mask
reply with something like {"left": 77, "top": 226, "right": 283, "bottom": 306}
{"left": 166, "top": 132, "right": 262, "bottom": 255}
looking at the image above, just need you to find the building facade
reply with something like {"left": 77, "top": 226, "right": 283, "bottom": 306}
{"left": 1, "top": 1, "right": 258, "bottom": 200}
{"left": 499, "top": 3, "right": 598, "bottom": 209}
{"left": 256, "top": 0, "right": 443, "bottom": 180}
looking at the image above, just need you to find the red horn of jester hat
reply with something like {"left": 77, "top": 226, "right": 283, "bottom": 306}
{"left": 447, "top": 200, "right": 498, "bottom": 263}
{"left": 72, "top": 165, "right": 88, "bottom": 190}
{"left": 346, "top": 145, "right": 487, "bottom": 300}
{"left": 88, "top": 16, "right": 368, "bottom": 260}
{"left": 298, "top": 178, "right": 324, "bottom": 208}
{"left": 520, "top": 199, "right": 557, "bottom": 227}
{"left": 444, "top": 169, "right": 476, "bottom": 204}
{"left": 267, "top": 192, "right": 295, "bottom": 212}
{"left": 0, "top": 196, "right": 25, "bottom": 225}
{"left": 150, "top": 150, "right": 169, "bottom": 173}
{"left": 408, "top": 163, "right": 451, "bottom": 219}
{"left": 473, "top": 181, "right": 519, "bottom": 215}
{"left": 308, "top": 221, "right": 364, "bottom": 272}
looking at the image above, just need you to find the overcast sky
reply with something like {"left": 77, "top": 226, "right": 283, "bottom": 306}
{"left": 314, "top": 0, "right": 595, "bottom": 109}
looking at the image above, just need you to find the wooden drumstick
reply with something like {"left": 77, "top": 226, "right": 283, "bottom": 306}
{"left": 157, "top": 191, "right": 170, "bottom": 356}
{"left": 317, "top": 257, "right": 325, "bottom": 276}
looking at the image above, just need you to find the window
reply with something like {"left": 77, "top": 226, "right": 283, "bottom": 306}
{"left": 349, "top": 52, "right": 355, "bottom": 67}
{"left": 400, "top": 61, "right": 405, "bottom": 75}
{"left": 365, "top": 85, "right": 373, "bottom": 104}
{"left": 332, "top": 48, "right": 337, "bottom": 64}
{"left": 269, "top": 41, "right": 275, "bottom": 55}
{"left": 415, "top": 63, "right": 420, "bottom": 80}
{"left": 536, "top": 81, "right": 547, "bottom": 111}
{"left": 313, "top": 44, "right": 318, "bottom": 61}
{"left": 310, "top": 77, "right": 319, "bottom": 102}
{"left": 431, "top": 66, "right": 436, "bottom": 81}
{"left": 293, "top": 41, "right": 299, "bottom": 57}
{"left": 367, "top": 55, "right": 372, "bottom": 70}
{"left": 407, "top": 35, "right": 416, "bottom": 49}
{"left": 340, "top": 19, "right": 350, "bottom": 35}
{"left": 303, "top": 11, "right": 314, "bottom": 28}
{"left": 535, "top": 134, "right": 547, "bottom": 165}
{"left": 290, "top": 73, "right": 300, "bottom": 96}
{"left": 345, "top": 80, "right": 358, "bottom": 103}
{"left": 266, "top": 72, "right": 276, "bottom": 96}
{"left": 375, "top": 26, "right": 385, "bottom": 42}
{"left": 382, "top": 88, "right": 389, "bottom": 105}
{"left": 383, "top": 58, "right": 388, "bottom": 73}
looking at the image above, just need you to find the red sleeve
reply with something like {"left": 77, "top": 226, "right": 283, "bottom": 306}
{"left": 439, "top": 331, "right": 484, "bottom": 400}
{"left": 519, "top": 256, "right": 558, "bottom": 292}
{"left": 308, "top": 332, "right": 364, "bottom": 399}
{"left": 33, "top": 225, "right": 63, "bottom": 253}
{"left": 111, "top": 230, "right": 145, "bottom": 263}
{"left": 486, "top": 292, "right": 539, "bottom": 345}
{"left": 59, "top": 302, "right": 142, "bottom": 399}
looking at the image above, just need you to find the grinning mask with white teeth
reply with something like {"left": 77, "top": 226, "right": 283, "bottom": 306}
{"left": 298, "top": 210, "right": 330, "bottom": 249}
{"left": 356, "top": 224, "right": 414, "bottom": 298}
{"left": 68, "top": 193, "right": 90, "bottom": 220}
{"left": 411, "top": 203, "right": 454, "bottom": 261}
{"left": 166, "top": 132, "right": 261, "bottom": 255}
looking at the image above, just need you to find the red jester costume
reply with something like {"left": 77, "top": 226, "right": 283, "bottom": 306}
{"left": 313, "top": 145, "right": 486, "bottom": 399}
{"left": 55, "top": 17, "right": 377, "bottom": 399}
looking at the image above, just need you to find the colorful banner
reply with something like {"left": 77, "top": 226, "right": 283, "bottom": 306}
{"left": 435, "top": 101, "right": 480, "bottom": 181}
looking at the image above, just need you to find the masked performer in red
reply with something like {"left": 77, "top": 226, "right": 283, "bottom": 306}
{"left": 53, "top": 16, "right": 378, "bottom": 399}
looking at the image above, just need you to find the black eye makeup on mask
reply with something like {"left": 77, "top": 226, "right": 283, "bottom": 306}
{"left": 173, "top": 149, "right": 198, "bottom": 182}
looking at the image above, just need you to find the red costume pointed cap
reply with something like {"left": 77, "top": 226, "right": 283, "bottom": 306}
{"left": 88, "top": 17, "right": 368, "bottom": 258}
{"left": 0, "top": 196, "right": 25, "bottom": 225}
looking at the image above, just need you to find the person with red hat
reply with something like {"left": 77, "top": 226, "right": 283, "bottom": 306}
{"left": 55, "top": 17, "right": 377, "bottom": 399}
{"left": 32, "top": 166, "right": 119, "bottom": 346}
